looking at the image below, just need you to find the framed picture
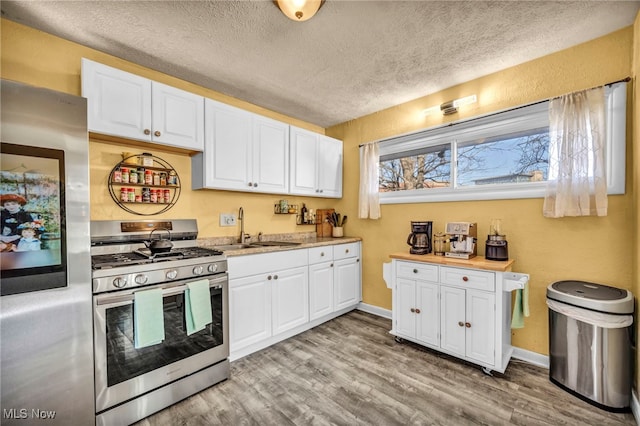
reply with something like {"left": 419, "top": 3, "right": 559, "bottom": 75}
{"left": 0, "top": 142, "right": 67, "bottom": 296}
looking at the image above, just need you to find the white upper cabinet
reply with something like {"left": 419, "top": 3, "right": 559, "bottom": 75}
{"left": 81, "top": 58, "right": 204, "bottom": 151}
{"left": 192, "top": 98, "right": 289, "bottom": 194}
{"left": 290, "top": 126, "right": 343, "bottom": 198}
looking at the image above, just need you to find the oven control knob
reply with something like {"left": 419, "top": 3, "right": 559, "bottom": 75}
{"left": 112, "top": 277, "right": 127, "bottom": 288}
{"left": 193, "top": 266, "right": 204, "bottom": 275}
{"left": 166, "top": 269, "right": 178, "bottom": 280}
{"left": 208, "top": 263, "right": 218, "bottom": 273}
{"left": 134, "top": 274, "right": 148, "bottom": 285}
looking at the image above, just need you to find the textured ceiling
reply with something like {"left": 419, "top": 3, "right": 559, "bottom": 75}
{"left": 2, "top": 1, "right": 639, "bottom": 128}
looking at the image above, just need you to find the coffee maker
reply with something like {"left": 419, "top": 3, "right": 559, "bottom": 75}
{"left": 485, "top": 219, "right": 509, "bottom": 261}
{"left": 445, "top": 222, "right": 477, "bottom": 259}
{"left": 407, "top": 221, "right": 432, "bottom": 255}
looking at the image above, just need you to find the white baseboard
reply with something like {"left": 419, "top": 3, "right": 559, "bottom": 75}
{"left": 357, "top": 302, "right": 392, "bottom": 319}
{"left": 511, "top": 346, "right": 550, "bottom": 369}
{"left": 632, "top": 388, "right": 639, "bottom": 425}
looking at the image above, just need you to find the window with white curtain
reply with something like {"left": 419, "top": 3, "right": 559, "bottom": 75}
{"left": 378, "top": 82, "right": 626, "bottom": 204}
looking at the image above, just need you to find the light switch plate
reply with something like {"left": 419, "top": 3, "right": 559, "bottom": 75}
{"left": 220, "top": 213, "right": 237, "bottom": 226}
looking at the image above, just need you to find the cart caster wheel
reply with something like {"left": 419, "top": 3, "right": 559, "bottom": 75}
{"left": 481, "top": 367, "right": 493, "bottom": 376}
{"left": 394, "top": 336, "right": 404, "bottom": 343}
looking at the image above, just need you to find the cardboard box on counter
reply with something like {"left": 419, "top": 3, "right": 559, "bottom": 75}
{"left": 315, "top": 208, "right": 334, "bottom": 237}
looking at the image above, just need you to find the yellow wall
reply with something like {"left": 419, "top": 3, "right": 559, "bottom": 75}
{"left": 2, "top": 18, "right": 637, "bottom": 373}
{"left": 327, "top": 26, "right": 636, "bottom": 357}
{"left": 1, "top": 19, "right": 333, "bottom": 239}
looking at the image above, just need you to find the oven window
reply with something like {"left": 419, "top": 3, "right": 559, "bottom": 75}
{"left": 105, "top": 286, "right": 224, "bottom": 387}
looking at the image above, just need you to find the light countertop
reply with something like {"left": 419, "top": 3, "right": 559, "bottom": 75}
{"left": 389, "top": 252, "right": 514, "bottom": 272}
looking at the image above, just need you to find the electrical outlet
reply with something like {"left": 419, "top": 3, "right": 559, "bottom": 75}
{"left": 219, "top": 213, "right": 237, "bottom": 227}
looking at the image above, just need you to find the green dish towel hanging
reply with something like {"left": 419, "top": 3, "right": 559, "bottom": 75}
{"left": 511, "top": 282, "right": 530, "bottom": 329}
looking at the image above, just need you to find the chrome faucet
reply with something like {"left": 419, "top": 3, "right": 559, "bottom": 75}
{"left": 238, "top": 207, "right": 249, "bottom": 243}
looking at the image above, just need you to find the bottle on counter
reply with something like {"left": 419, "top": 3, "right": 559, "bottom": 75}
{"left": 301, "top": 203, "right": 308, "bottom": 224}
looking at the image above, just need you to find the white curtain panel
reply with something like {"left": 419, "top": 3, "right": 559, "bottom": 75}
{"left": 358, "top": 142, "right": 381, "bottom": 219}
{"left": 543, "top": 86, "right": 607, "bottom": 217}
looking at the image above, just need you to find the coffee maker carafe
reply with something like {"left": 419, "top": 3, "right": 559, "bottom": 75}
{"left": 407, "top": 221, "right": 432, "bottom": 255}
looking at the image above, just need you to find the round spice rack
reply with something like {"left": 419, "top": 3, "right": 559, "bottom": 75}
{"left": 108, "top": 153, "right": 181, "bottom": 216}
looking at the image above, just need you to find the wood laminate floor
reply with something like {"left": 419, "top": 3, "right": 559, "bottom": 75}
{"left": 137, "top": 310, "right": 635, "bottom": 426}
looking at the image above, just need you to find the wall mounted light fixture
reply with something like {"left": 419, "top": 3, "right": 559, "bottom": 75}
{"left": 422, "top": 94, "right": 477, "bottom": 116}
{"left": 274, "top": 0, "right": 325, "bottom": 21}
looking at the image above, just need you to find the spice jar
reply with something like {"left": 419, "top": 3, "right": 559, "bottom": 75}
{"left": 121, "top": 167, "right": 130, "bottom": 184}
{"left": 120, "top": 187, "right": 128, "bottom": 202}
{"left": 145, "top": 170, "right": 153, "bottom": 185}
{"left": 153, "top": 172, "right": 160, "bottom": 186}
{"left": 160, "top": 172, "right": 167, "bottom": 186}
{"left": 168, "top": 170, "right": 177, "bottom": 185}
{"left": 113, "top": 168, "right": 122, "bottom": 183}
{"left": 164, "top": 189, "right": 171, "bottom": 202}
{"left": 128, "top": 188, "right": 136, "bottom": 203}
{"left": 149, "top": 189, "right": 158, "bottom": 203}
{"left": 129, "top": 168, "right": 139, "bottom": 184}
{"left": 142, "top": 187, "right": 151, "bottom": 203}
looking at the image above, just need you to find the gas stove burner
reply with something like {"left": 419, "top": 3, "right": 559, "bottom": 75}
{"left": 134, "top": 248, "right": 185, "bottom": 261}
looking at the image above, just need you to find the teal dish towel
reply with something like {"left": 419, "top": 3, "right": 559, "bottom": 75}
{"left": 511, "top": 282, "right": 530, "bottom": 329}
{"left": 185, "top": 279, "right": 212, "bottom": 336}
{"left": 134, "top": 288, "right": 165, "bottom": 349}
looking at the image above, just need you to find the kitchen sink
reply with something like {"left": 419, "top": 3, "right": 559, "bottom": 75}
{"left": 212, "top": 243, "right": 255, "bottom": 250}
{"left": 249, "top": 241, "right": 302, "bottom": 247}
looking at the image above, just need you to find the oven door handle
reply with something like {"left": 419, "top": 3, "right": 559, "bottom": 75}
{"left": 95, "top": 274, "right": 227, "bottom": 306}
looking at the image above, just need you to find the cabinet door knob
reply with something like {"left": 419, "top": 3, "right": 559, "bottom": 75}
{"left": 465, "top": 322, "right": 471, "bottom": 328}
{"left": 320, "top": 252, "right": 325, "bottom": 256}
{"left": 154, "top": 130, "right": 161, "bottom": 137}
{"left": 462, "top": 276, "right": 469, "bottom": 282}
{"left": 273, "top": 275, "right": 278, "bottom": 280}
{"left": 253, "top": 183, "right": 258, "bottom": 187}
{"left": 144, "top": 129, "right": 151, "bottom": 135}
{"left": 356, "top": 258, "right": 360, "bottom": 262}
{"left": 458, "top": 321, "right": 464, "bottom": 327}
{"left": 320, "top": 189, "right": 324, "bottom": 193}
{"left": 267, "top": 275, "right": 272, "bottom": 280}
{"left": 315, "top": 189, "right": 320, "bottom": 193}
{"left": 415, "top": 308, "right": 421, "bottom": 314}
{"left": 413, "top": 269, "right": 418, "bottom": 274}
{"left": 345, "top": 249, "right": 349, "bottom": 253}
{"left": 410, "top": 308, "right": 416, "bottom": 313}
{"left": 248, "top": 182, "right": 253, "bottom": 187}
{"left": 330, "top": 263, "right": 334, "bottom": 267}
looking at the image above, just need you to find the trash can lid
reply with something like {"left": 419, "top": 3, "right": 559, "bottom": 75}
{"left": 547, "top": 280, "right": 633, "bottom": 314}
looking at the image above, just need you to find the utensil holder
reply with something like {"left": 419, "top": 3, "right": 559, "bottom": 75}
{"left": 332, "top": 226, "right": 344, "bottom": 238}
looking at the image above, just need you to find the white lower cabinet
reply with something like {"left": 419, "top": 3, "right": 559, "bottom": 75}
{"left": 390, "top": 259, "right": 512, "bottom": 373}
{"left": 229, "top": 242, "right": 361, "bottom": 360}
{"left": 229, "top": 274, "right": 272, "bottom": 350}
{"left": 272, "top": 266, "right": 309, "bottom": 335}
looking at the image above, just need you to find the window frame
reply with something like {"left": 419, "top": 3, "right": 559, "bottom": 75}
{"left": 377, "top": 83, "right": 626, "bottom": 204}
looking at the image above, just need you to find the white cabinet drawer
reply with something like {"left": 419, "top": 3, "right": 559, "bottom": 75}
{"left": 440, "top": 266, "right": 495, "bottom": 291}
{"left": 228, "top": 249, "right": 308, "bottom": 279}
{"left": 396, "top": 261, "right": 439, "bottom": 282}
{"left": 308, "top": 246, "right": 334, "bottom": 264}
{"left": 333, "top": 242, "right": 359, "bottom": 260}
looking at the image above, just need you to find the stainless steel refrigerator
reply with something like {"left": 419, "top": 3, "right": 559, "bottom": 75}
{"left": 1, "top": 80, "right": 94, "bottom": 424}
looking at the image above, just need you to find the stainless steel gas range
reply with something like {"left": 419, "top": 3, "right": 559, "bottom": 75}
{"left": 90, "top": 219, "right": 229, "bottom": 425}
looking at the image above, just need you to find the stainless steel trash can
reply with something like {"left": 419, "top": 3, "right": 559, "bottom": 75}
{"left": 547, "top": 280, "right": 634, "bottom": 411}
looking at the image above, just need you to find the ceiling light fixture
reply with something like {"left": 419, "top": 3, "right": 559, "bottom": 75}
{"left": 422, "top": 94, "right": 478, "bottom": 117}
{"left": 440, "top": 94, "right": 477, "bottom": 115}
{"left": 274, "top": 0, "right": 325, "bottom": 21}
